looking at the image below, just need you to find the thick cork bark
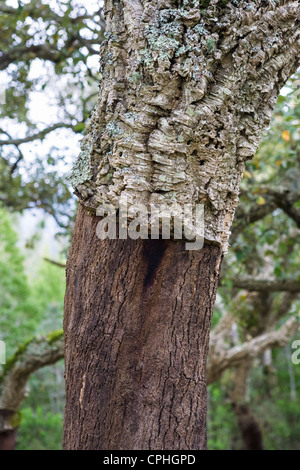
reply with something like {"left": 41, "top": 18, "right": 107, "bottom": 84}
{"left": 70, "top": 0, "right": 299, "bottom": 253}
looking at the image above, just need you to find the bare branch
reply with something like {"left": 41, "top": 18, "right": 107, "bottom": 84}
{"left": 0, "top": 332, "right": 64, "bottom": 412}
{"left": 208, "top": 316, "right": 300, "bottom": 384}
{"left": 0, "top": 128, "right": 25, "bottom": 173}
{"left": 0, "top": 123, "right": 75, "bottom": 146}
{"left": 232, "top": 278, "right": 300, "bottom": 293}
{"left": 44, "top": 257, "right": 66, "bottom": 269}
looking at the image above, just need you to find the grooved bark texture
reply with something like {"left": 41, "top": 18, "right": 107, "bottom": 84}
{"left": 69, "top": 0, "right": 299, "bottom": 252}
{"left": 63, "top": 205, "right": 222, "bottom": 450}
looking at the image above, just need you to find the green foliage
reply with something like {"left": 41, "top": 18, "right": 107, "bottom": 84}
{"left": 0, "top": 206, "right": 65, "bottom": 355}
{"left": 208, "top": 73, "right": 300, "bottom": 449}
{"left": 0, "top": 0, "right": 102, "bottom": 230}
{"left": 0, "top": 0, "right": 102, "bottom": 124}
{"left": 29, "top": 261, "right": 65, "bottom": 335}
{"left": 15, "top": 406, "right": 63, "bottom": 450}
{"left": 221, "top": 72, "right": 300, "bottom": 290}
{"left": 207, "top": 346, "right": 300, "bottom": 450}
{"left": 0, "top": 208, "right": 38, "bottom": 354}
{"left": 0, "top": 207, "right": 65, "bottom": 449}
{"left": 23, "top": 359, "right": 65, "bottom": 418}
{"left": 200, "top": 0, "right": 211, "bottom": 8}
{"left": 250, "top": 346, "right": 300, "bottom": 450}
{"left": 0, "top": 0, "right": 299, "bottom": 451}
{"left": 207, "top": 383, "right": 240, "bottom": 450}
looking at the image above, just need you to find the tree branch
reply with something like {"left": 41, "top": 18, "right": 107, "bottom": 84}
{"left": 208, "top": 316, "right": 300, "bottom": 384}
{"left": 232, "top": 278, "right": 300, "bottom": 293}
{"left": 231, "top": 200, "right": 277, "bottom": 242}
{"left": 44, "top": 257, "right": 66, "bottom": 269}
{"left": 0, "top": 331, "right": 64, "bottom": 412}
{"left": 0, "top": 123, "right": 75, "bottom": 146}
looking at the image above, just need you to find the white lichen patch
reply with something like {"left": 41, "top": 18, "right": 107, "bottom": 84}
{"left": 69, "top": 140, "right": 93, "bottom": 188}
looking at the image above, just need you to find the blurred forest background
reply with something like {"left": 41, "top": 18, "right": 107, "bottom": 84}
{"left": 0, "top": 0, "right": 299, "bottom": 450}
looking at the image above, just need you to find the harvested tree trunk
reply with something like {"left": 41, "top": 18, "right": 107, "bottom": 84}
{"left": 230, "top": 362, "right": 264, "bottom": 451}
{"left": 63, "top": 0, "right": 299, "bottom": 450}
{"left": 63, "top": 206, "right": 222, "bottom": 449}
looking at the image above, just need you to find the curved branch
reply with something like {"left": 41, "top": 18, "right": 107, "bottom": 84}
{"left": 0, "top": 123, "right": 75, "bottom": 146}
{"left": 0, "top": 44, "right": 61, "bottom": 71}
{"left": 208, "top": 316, "right": 300, "bottom": 384}
{"left": 231, "top": 200, "right": 277, "bottom": 242}
{"left": 0, "top": 3, "right": 103, "bottom": 70}
{"left": 0, "top": 331, "right": 64, "bottom": 412}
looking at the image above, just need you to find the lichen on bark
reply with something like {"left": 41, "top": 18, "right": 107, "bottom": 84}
{"left": 69, "top": 0, "right": 299, "bottom": 252}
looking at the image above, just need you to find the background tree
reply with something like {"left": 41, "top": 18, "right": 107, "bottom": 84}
{"left": 0, "top": 0, "right": 103, "bottom": 230}
{"left": 207, "top": 79, "right": 300, "bottom": 450}
{"left": 0, "top": 208, "right": 65, "bottom": 449}
{"left": 0, "top": 2, "right": 102, "bottom": 449}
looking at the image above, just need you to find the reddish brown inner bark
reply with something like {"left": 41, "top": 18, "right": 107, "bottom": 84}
{"left": 0, "top": 409, "right": 17, "bottom": 450}
{"left": 63, "top": 205, "right": 222, "bottom": 450}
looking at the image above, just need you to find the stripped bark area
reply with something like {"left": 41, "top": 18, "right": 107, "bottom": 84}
{"left": 70, "top": 0, "right": 300, "bottom": 253}
{"left": 63, "top": 206, "right": 222, "bottom": 449}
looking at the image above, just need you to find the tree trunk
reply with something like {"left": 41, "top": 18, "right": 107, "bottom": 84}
{"left": 0, "top": 410, "right": 17, "bottom": 451}
{"left": 64, "top": 0, "right": 299, "bottom": 450}
{"left": 232, "top": 404, "right": 264, "bottom": 451}
{"left": 63, "top": 205, "right": 222, "bottom": 449}
{"left": 229, "top": 362, "right": 264, "bottom": 450}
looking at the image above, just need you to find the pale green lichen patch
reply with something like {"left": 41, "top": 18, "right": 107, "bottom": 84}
{"left": 206, "top": 38, "right": 215, "bottom": 52}
{"left": 143, "top": 20, "right": 182, "bottom": 63}
{"left": 47, "top": 329, "right": 63, "bottom": 345}
{"left": 68, "top": 140, "right": 93, "bottom": 188}
{"left": 129, "top": 72, "right": 140, "bottom": 83}
{"left": 105, "top": 122, "right": 124, "bottom": 137}
{"left": 193, "top": 24, "right": 208, "bottom": 36}
{"left": 175, "top": 45, "right": 191, "bottom": 57}
{"left": 1, "top": 338, "right": 32, "bottom": 377}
